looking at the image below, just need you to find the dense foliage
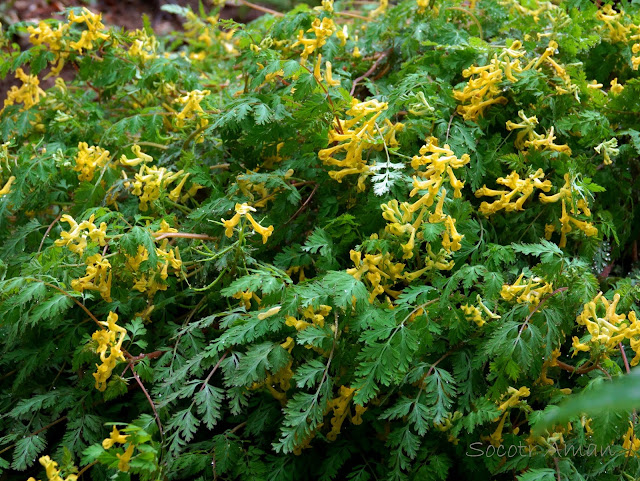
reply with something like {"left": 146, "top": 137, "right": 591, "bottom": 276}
{"left": 3, "top": 1, "right": 640, "bottom": 479}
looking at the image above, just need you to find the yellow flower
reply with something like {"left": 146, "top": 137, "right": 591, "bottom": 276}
{"left": 221, "top": 203, "right": 274, "bottom": 243}
{"left": 102, "top": 426, "right": 129, "bottom": 449}
{"left": 539, "top": 173, "right": 597, "bottom": 247}
{"left": 125, "top": 245, "right": 149, "bottom": 271}
{"left": 175, "top": 89, "right": 210, "bottom": 129}
{"left": 594, "top": 138, "right": 619, "bottom": 165}
{"left": 461, "top": 304, "right": 485, "bottom": 327}
{"left": 610, "top": 78, "right": 624, "bottom": 95}
{"left": 326, "top": 386, "right": 357, "bottom": 441}
{"left": 0, "top": 176, "right": 15, "bottom": 196}
{"left": 119, "top": 144, "right": 153, "bottom": 167}
{"left": 622, "top": 421, "right": 640, "bottom": 456}
{"left": 500, "top": 273, "right": 553, "bottom": 308}
{"left": 257, "top": 306, "right": 281, "bottom": 320}
{"left": 319, "top": 99, "right": 403, "bottom": 191}
{"left": 116, "top": 444, "right": 135, "bottom": 472}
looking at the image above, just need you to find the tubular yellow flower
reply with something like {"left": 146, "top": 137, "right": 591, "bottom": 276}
{"left": 116, "top": 444, "right": 135, "bottom": 472}
{"left": 74, "top": 142, "right": 110, "bottom": 182}
{"left": 102, "top": 426, "right": 129, "bottom": 449}
{"left": 175, "top": 89, "right": 210, "bottom": 128}
{"left": 0, "top": 175, "right": 15, "bottom": 196}
{"left": 610, "top": 78, "right": 624, "bottom": 94}
{"left": 119, "top": 144, "right": 153, "bottom": 167}
{"left": 221, "top": 203, "right": 274, "bottom": 243}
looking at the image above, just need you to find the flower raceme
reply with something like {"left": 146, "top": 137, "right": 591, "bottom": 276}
{"left": 27, "top": 455, "right": 78, "bottom": 481}
{"left": 2, "top": 68, "right": 46, "bottom": 113}
{"left": 475, "top": 169, "right": 552, "bottom": 216}
{"left": 506, "top": 110, "right": 571, "bottom": 155}
{"left": 102, "top": 427, "right": 136, "bottom": 471}
{"left": 175, "top": 89, "right": 211, "bottom": 129}
{"left": 500, "top": 273, "right": 553, "bottom": 309}
{"left": 318, "top": 98, "right": 404, "bottom": 192}
{"left": 572, "top": 292, "right": 640, "bottom": 366}
{"left": 54, "top": 214, "right": 108, "bottom": 256}
{"left": 291, "top": 17, "right": 337, "bottom": 60}
{"left": 74, "top": 142, "right": 110, "bottom": 182}
{"left": 71, "top": 253, "right": 113, "bottom": 302}
{"left": 91, "top": 311, "right": 127, "bottom": 392}
{"left": 539, "top": 173, "right": 597, "bottom": 248}
{"left": 221, "top": 202, "right": 274, "bottom": 244}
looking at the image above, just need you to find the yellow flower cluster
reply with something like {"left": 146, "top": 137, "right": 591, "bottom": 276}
{"left": 312, "top": 53, "right": 341, "bottom": 87}
{"left": 125, "top": 164, "right": 187, "bottom": 211}
{"left": 291, "top": 17, "right": 337, "bottom": 60}
{"left": 27, "top": 455, "right": 78, "bottom": 481}
{"left": 461, "top": 296, "right": 501, "bottom": 327}
{"left": 175, "top": 89, "right": 210, "bottom": 129}
{"left": 72, "top": 253, "right": 112, "bottom": 302}
{"left": 102, "top": 426, "right": 135, "bottom": 471}
{"left": 131, "top": 239, "right": 182, "bottom": 297}
{"left": 622, "top": 422, "right": 640, "bottom": 457}
{"left": 326, "top": 386, "right": 366, "bottom": 441}
{"left": 2, "top": 68, "right": 46, "bottom": 112}
{"left": 400, "top": 137, "right": 469, "bottom": 254}
{"left": 318, "top": 98, "right": 404, "bottom": 191}
{"left": 487, "top": 386, "right": 530, "bottom": 446}
{"left": 129, "top": 29, "right": 158, "bottom": 62}
{"left": 596, "top": 5, "right": 632, "bottom": 43}
{"left": 455, "top": 38, "right": 578, "bottom": 120}
{"left": 25, "top": 8, "right": 109, "bottom": 76}
{"left": 91, "top": 312, "right": 127, "bottom": 391}
{"left": 68, "top": 8, "right": 109, "bottom": 53}
{"left": 74, "top": 142, "right": 110, "bottom": 182}
{"left": 286, "top": 305, "right": 332, "bottom": 331}
{"left": 539, "top": 173, "right": 597, "bottom": 248}
{"left": 347, "top": 250, "right": 406, "bottom": 303}
{"left": 221, "top": 202, "right": 274, "bottom": 244}
{"left": 119, "top": 144, "right": 153, "bottom": 167}
{"left": 593, "top": 5, "right": 640, "bottom": 70}
{"left": 500, "top": 273, "right": 553, "bottom": 308}
{"left": 594, "top": 138, "right": 619, "bottom": 165}
{"left": 506, "top": 110, "right": 571, "bottom": 154}
{"left": 475, "top": 168, "right": 552, "bottom": 216}
{"left": 409, "top": 137, "right": 469, "bottom": 211}
{"left": 453, "top": 42, "right": 527, "bottom": 121}
{"left": 572, "top": 292, "right": 640, "bottom": 365}
{"left": 54, "top": 213, "right": 108, "bottom": 256}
